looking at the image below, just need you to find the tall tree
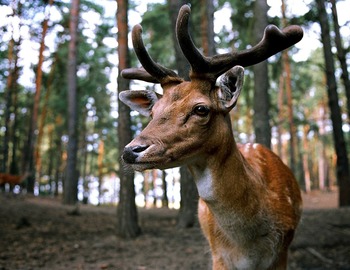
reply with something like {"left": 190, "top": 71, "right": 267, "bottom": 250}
{"left": 330, "top": 0, "right": 350, "bottom": 120}
{"left": 281, "top": 0, "right": 297, "bottom": 173}
{"left": 200, "top": 0, "right": 215, "bottom": 56}
{"left": 2, "top": 0, "right": 22, "bottom": 175}
{"left": 316, "top": 0, "right": 350, "bottom": 206}
{"left": 64, "top": 0, "right": 80, "bottom": 204}
{"left": 252, "top": 0, "right": 271, "bottom": 148}
{"left": 23, "top": 0, "right": 54, "bottom": 193}
{"left": 116, "top": 0, "right": 141, "bottom": 238}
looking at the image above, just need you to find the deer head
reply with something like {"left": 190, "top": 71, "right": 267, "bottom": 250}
{"left": 119, "top": 5, "right": 303, "bottom": 172}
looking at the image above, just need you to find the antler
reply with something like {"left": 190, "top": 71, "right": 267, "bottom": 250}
{"left": 122, "top": 4, "right": 303, "bottom": 85}
{"left": 121, "top": 24, "right": 182, "bottom": 85}
{"left": 176, "top": 5, "right": 303, "bottom": 81}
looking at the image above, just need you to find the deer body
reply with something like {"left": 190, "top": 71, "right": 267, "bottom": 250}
{"left": 119, "top": 5, "right": 303, "bottom": 269}
{"left": 195, "top": 143, "right": 301, "bottom": 269}
{"left": 0, "top": 173, "right": 27, "bottom": 187}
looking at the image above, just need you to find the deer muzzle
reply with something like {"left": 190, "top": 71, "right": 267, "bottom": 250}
{"left": 122, "top": 145, "right": 150, "bottom": 164}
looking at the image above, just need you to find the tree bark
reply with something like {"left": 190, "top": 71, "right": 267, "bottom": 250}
{"left": 64, "top": 0, "right": 80, "bottom": 205}
{"left": 302, "top": 124, "right": 311, "bottom": 193}
{"left": 2, "top": 37, "right": 15, "bottom": 174}
{"left": 2, "top": 1, "right": 22, "bottom": 175}
{"left": 253, "top": 0, "right": 271, "bottom": 148}
{"left": 22, "top": 0, "right": 53, "bottom": 193}
{"left": 281, "top": 0, "right": 297, "bottom": 174}
{"left": 35, "top": 49, "right": 56, "bottom": 180}
{"left": 316, "top": 0, "right": 350, "bottom": 207}
{"left": 161, "top": 170, "right": 169, "bottom": 208}
{"left": 330, "top": 0, "right": 350, "bottom": 121}
{"left": 116, "top": 0, "right": 141, "bottom": 238}
{"left": 200, "top": 0, "right": 215, "bottom": 57}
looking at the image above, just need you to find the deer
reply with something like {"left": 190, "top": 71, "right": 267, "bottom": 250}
{"left": 0, "top": 172, "right": 28, "bottom": 190}
{"left": 119, "top": 5, "right": 303, "bottom": 270}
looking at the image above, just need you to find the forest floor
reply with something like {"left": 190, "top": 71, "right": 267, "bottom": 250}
{"left": 0, "top": 190, "right": 350, "bottom": 270}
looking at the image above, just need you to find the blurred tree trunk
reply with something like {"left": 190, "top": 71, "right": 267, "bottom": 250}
{"left": 116, "top": 0, "right": 141, "bottom": 238}
{"left": 302, "top": 124, "right": 311, "bottom": 193}
{"left": 23, "top": 0, "right": 53, "bottom": 193}
{"left": 54, "top": 117, "right": 64, "bottom": 197}
{"left": 81, "top": 111, "right": 89, "bottom": 203}
{"left": 200, "top": 0, "right": 215, "bottom": 56}
{"left": 64, "top": 0, "right": 80, "bottom": 204}
{"left": 253, "top": 0, "right": 271, "bottom": 148}
{"left": 9, "top": 53, "right": 20, "bottom": 176}
{"left": 143, "top": 171, "right": 150, "bottom": 207}
{"left": 161, "top": 170, "right": 169, "bottom": 208}
{"left": 97, "top": 139, "right": 104, "bottom": 205}
{"left": 281, "top": 0, "right": 297, "bottom": 174}
{"left": 316, "top": 0, "right": 350, "bottom": 207}
{"left": 46, "top": 125, "right": 54, "bottom": 194}
{"left": 2, "top": 1, "right": 22, "bottom": 175}
{"left": 2, "top": 37, "right": 15, "bottom": 174}
{"left": 330, "top": 0, "right": 350, "bottom": 120}
{"left": 277, "top": 73, "right": 284, "bottom": 160}
{"left": 168, "top": 0, "right": 199, "bottom": 228}
{"left": 35, "top": 52, "right": 57, "bottom": 179}
{"left": 317, "top": 100, "right": 329, "bottom": 190}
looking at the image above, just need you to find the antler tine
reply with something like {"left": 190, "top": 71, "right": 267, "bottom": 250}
{"left": 176, "top": 5, "right": 303, "bottom": 81}
{"left": 121, "top": 67, "right": 160, "bottom": 83}
{"left": 176, "top": 5, "right": 210, "bottom": 77}
{"left": 121, "top": 24, "right": 181, "bottom": 85}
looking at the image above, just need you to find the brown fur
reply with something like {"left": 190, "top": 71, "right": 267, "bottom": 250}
{"left": 121, "top": 80, "right": 302, "bottom": 269}
{"left": 0, "top": 173, "right": 28, "bottom": 187}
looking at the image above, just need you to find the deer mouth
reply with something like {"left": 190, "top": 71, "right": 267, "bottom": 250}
{"left": 122, "top": 144, "right": 169, "bottom": 171}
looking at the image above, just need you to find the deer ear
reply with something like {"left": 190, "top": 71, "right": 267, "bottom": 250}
{"left": 218, "top": 66, "right": 244, "bottom": 111}
{"left": 119, "top": 90, "right": 159, "bottom": 117}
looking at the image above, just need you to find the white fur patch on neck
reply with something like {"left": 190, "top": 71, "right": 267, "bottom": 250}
{"left": 195, "top": 168, "right": 215, "bottom": 201}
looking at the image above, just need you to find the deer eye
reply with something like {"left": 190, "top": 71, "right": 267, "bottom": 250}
{"left": 193, "top": 105, "right": 210, "bottom": 117}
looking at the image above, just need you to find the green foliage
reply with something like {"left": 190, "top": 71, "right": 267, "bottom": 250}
{"left": 141, "top": 3, "right": 174, "bottom": 68}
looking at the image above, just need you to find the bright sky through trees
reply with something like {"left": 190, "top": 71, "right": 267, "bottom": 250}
{"left": 0, "top": 0, "right": 349, "bottom": 91}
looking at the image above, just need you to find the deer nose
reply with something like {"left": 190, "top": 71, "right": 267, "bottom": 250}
{"left": 122, "top": 145, "right": 149, "bottom": 163}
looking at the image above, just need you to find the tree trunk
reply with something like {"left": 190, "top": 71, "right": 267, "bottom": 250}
{"left": 168, "top": 0, "right": 199, "bottom": 228}
{"left": 97, "top": 139, "right": 104, "bottom": 205}
{"left": 35, "top": 50, "right": 56, "bottom": 179}
{"left": 253, "top": 0, "right": 271, "bottom": 148}
{"left": 9, "top": 54, "right": 20, "bottom": 176}
{"left": 2, "top": 37, "right": 15, "bottom": 174}
{"left": 116, "top": 0, "right": 141, "bottom": 238}
{"left": 330, "top": 0, "right": 350, "bottom": 120}
{"left": 200, "top": 0, "right": 215, "bottom": 56}
{"left": 23, "top": 0, "right": 53, "bottom": 193}
{"left": 302, "top": 124, "right": 311, "bottom": 193}
{"left": 281, "top": 0, "right": 297, "bottom": 174}
{"left": 317, "top": 101, "right": 329, "bottom": 190}
{"left": 64, "top": 0, "right": 80, "bottom": 205}
{"left": 316, "top": 0, "right": 350, "bottom": 207}
{"left": 2, "top": 1, "right": 22, "bottom": 174}
{"left": 161, "top": 170, "right": 169, "bottom": 208}
{"left": 178, "top": 166, "right": 199, "bottom": 228}
{"left": 277, "top": 73, "right": 285, "bottom": 160}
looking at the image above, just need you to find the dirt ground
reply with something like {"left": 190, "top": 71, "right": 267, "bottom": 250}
{"left": 0, "top": 190, "right": 349, "bottom": 270}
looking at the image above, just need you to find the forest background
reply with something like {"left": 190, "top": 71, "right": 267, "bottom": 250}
{"left": 0, "top": 0, "right": 350, "bottom": 238}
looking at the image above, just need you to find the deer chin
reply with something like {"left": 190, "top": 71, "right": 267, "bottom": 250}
{"left": 123, "top": 143, "right": 191, "bottom": 172}
{"left": 122, "top": 144, "right": 169, "bottom": 171}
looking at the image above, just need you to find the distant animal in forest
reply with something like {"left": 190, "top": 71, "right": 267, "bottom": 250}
{"left": 0, "top": 172, "right": 28, "bottom": 191}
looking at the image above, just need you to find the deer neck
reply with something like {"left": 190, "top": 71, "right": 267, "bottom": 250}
{"left": 188, "top": 119, "right": 265, "bottom": 218}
